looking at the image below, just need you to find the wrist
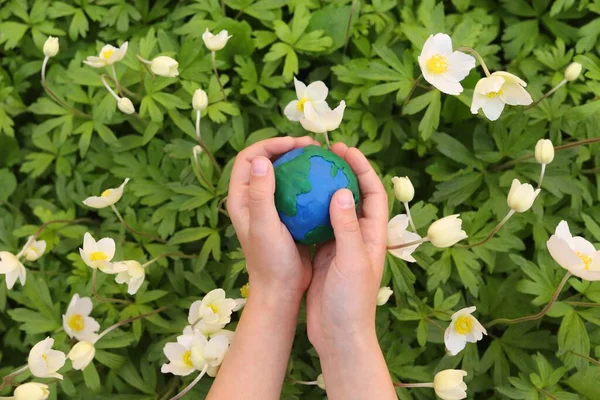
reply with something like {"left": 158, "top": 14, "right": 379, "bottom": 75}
{"left": 316, "top": 328, "right": 379, "bottom": 360}
{"left": 245, "top": 282, "right": 303, "bottom": 315}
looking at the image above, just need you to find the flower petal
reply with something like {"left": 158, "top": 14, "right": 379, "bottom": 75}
{"left": 82, "top": 196, "right": 109, "bottom": 209}
{"left": 443, "top": 51, "right": 476, "bottom": 82}
{"left": 283, "top": 100, "right": 303, "bottom": 121}
{"left": 305, "top": 81, "right": 328, "bottom": 102}
{"left": 492, "top": 71, "right": 527, "bottom": 87}
{"left": 422, "top": 72, "right": 464, "bottom": 95}
{"left": 420, "top": 33, "right": 453, "bottom": 60}
{"left": 547, "top": 235, "right": 584, "bottom": 271}
{"left": 96, "top": 238, "right": 116, "bottom": 260}
{"left": 499, "top": 82, "right": 532, "bottom": 106}
{"left": 293, "top": 77, "right": 306, "bottom": 99}
{"left": 481, "top": 96, "right": 505, "bottom": 121}
{"left": 571, "top": 236, "right": 596, "bottom": 256}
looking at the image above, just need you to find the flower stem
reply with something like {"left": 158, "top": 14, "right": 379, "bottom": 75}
{"left": 403, "top": 201, "right": 417, "bottom": 232}
{"left": 193, "top": 113, "right": 222, "bottom": 176}
{"left": 403, "top": 75, "right": 423, "bottom": 108}
{"left": 324, "top": 131, "right": 331, "bottom": 148}
{"left": 293, "top": 380, "right": 318, "bottom": 386}
{"left": 111, "top": 64, "right": 124, "bottom": 97}
{"left": 195, "top": 110, "right": 202, "bottom": 142}
{"left": 91, "top": 268, "right": 130, "bottom": 305}
{"left": 142, "top": 252, "right": 196, "bottom": 268}
{"left": 94, "top": 306, "right": 168, "bottom": 343}
{"left": 456, "top": 209, "right": 515, "bottom": 249}
{"left": 537, "top": 163, "right": 546, "bottom": 190}
{"left": 0, "top": 365, "right": 29, "bottom": 391}
{"left": 110, "top": 205, "right": 165, "bottom": 242}
{"left": 170, "top": 364, "right": 209, "bottom": 400}
{"left": 104, "top": 74, "right": 140, "bottom": 99}
{"left": 486, "top": 272, "right": 571, "bottom": 328}
{"left": 212, "top": 51, "right": 226, "bottom": 101}
{"left": 565, "top": 301, "right": 600, "bottom": 307}
{"left": 343, "top": 0, "right": 358, "bottom": 55}
{"left": 136, "top": 54, "right": 155, "bottom": 79}
{"left": 41, "top": 58, "right": 92, "bottom": 119}
{"left": 425, "top": 317, "right": 445, "bottom": 333}
{"left": 456, "top": 47, "right": 491, "bottom": 77}
{"left": 528, "top": 79, "right": 567, "bottom": 109}
{"left": 101, "top": 74, "right": 120, "bottom": 101}
{"left": 568, "top": 351, "right": 600, "bottom": 367}
{"left": 493, "top": 137, "right": 600, "bottom": 171}
{"left": 16, "top": 218, "right": 93, "bottom": 259}
{"left": 392, "top": 382, "right": 434, "bottom": 388}
{"left": 387, "top": 237, "right": 429, "bottom": 250}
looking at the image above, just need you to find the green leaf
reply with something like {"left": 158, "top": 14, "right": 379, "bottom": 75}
{"left": 168, "top": 227, "right": 214, "bottom": 245}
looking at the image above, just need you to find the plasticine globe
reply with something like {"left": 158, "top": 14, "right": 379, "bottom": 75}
{"left": 274, "top": 145, "right": 360, "bottom": 245}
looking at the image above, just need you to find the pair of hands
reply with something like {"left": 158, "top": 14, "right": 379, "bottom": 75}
{"left": 227, "top": 136, "right": 388, "bottom": 357}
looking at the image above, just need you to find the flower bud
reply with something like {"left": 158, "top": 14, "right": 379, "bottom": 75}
{"left": 202, "top": 29, "right": 232, "bottom": 52}
{"left": 14, "top": 382, "right": 50, "bottom": 400}
{"left": 151, "top": 56, "right": 179, "bottom": 77}
{"left": 67, "top": 341, "right": 96, "bottom": 370}
{"left": 534, "top": 139, "right": 554, "bottom": 165}
{"left": 391, "top": 176, "right": 414, "bottom": 203}
{"left": 43, "top": 36, "right": 59, "bottom": 58}
{"left": 316, "top": 374, "right": 326, "bottom": 390}
{"left": 507, "top": 179, "right": 540, "bottom": 213}
{"left": 193, "top": 89, "right": 208, "bottom": 111}
{"left": 377, "top": 287, "right": 393, "bottom": 306}
{"left": 433, "top": 370, "right": 468, "bottom": 400}
{"left": 564, "top": 62, "right": 582, "bottom": 82}
{"left": 118, "top": 97, "right": 135, "bottom": 114}
{"left": 427, "top": 215, "right": 468, "bottom": 248}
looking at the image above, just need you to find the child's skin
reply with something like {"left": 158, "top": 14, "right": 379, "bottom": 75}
{"left": 206, "top": 137, "right": 396, "bottom": 400}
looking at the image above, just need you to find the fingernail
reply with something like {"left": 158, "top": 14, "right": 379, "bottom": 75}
{"left": 251, "top": 158, "right": 268, "bottom": 176}
{"left": 337, "top": 190, "right": 354, "bottom": 209}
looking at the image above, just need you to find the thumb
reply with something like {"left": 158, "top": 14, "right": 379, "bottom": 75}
{"left": 248, "top": 156, "right": 281, "bottom": 237}
{"left": 330, "top": 189, "right": 367, "bottom": 265}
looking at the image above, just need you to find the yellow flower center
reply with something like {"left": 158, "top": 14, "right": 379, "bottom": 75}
{"left": 576, "top": 252, "right": 592, "bottom": 270}
{"left": 42, "top": 354, "right": 48, "bottom": 364}
{"left": 296, "top": 98, "right": 308, "bottom": 112}
{"left": 208, "top": 304, "right": 219, "bottom": 314}
{"left": 426, "top": 54, "right": 449, "bottom": 74}
{"left": 28, "top": 246, "right": 37, "bottom": 254}
{"left": 241, "top": 283, "right": 250, "bottom": 299}
{"left": 485, "top": 88, "right": 504, "bottom": 98}
{"left": 454, "top": 316, "right": 473, "bottom": 335}
{"left": 90, "top": 251, "right": 108, "bottom": 261}
{"left": 182, "top": 350, "right": 193, "bottom": 367}
{"left": 68, "top": 314, "right": 85, "bottom": 332}
{"left": 101, "top": 189, "right": 112, "bottom": 197}
{"left": 102, "top": 49, "right": 114, "bottom": 60}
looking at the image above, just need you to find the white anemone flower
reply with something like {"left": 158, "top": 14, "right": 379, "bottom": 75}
{"left": 62, "top": 294, "right": 100, "bottom": 342}
{"left": 202, "top": 29, "right": 232, "bottom": 52}
{"left": 188, "top": 289, "right": 237, "bottom": 326}
{"left": 283, "top": 77, "right": 330, "bottom": 121}
{"left": 67, "top": 341, "right": 96, "bottom": 370}
{"left": 151, "top": 56, "right": 179, "bottom": 77}
{"left": 82, "top": 178, "right": 130, "bottom": 209}
{"left": 21, "top": 237, "right": 47, "bottom": 262}
{"left": 13, "top": 382, "right": 50, "bottom": 400}
{"left": 79, "top": 232, "right": 122, "bottom": 273}
{"left": 0, "top": 251, "right": 26, "bottom": 289}
{"left": 471, "top": 71, "right": 533, "bottom": 121}
{"left": 192, "top": 334, "right": 230, "bottom": 377}
{"left": 444, "top": 306, "right": 487, "bottom": 356}
{"left": 547, "top": 221, "right": 600, "bottom": 281}
{"left": 299, "top": 101, "right": 346, "bottom": 134}
{"left": 418, "top": 33, "right": 476, "bottom": 95}
{"left": 113, "top": 260, "right": 145, "bottom": 294}
{"left": 28, "top": 337, "right": 66, "bottom": 379}
{"left": 161, "top": 331, "right": 208, "bottom": 376}
{"left": 83, "top": 42, "right": 129, "bottom": 68}
{"left": 377, "top": 287, "right": 394, "bottom": 306}
{"left": 433, "top": 370, "right": 468, "bottom": 400}
{"left": 387, "top": 214, "right": 422, "bottom": 262}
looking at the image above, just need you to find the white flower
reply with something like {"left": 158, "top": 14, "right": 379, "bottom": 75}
{"left": 192, "top": 334, "right": 230, "bottom": 377}
{"left": 188, "top": 288, "right": 237, "bottom": 326}
{"left": 113, "top": 260, "right": 145, "bottom": 295}
{"left": 62, "top": 294, "right": 100, "bottom": 342}
{"left": 13, "top": 382, "right": 50, "bottom": 400}
{"left": 564, "top": 62, "right": 582, "bottom": 81}
{"left": 444, "top": 307, "right": 486, "bottom": 356}
{"left": 117, "top": 97, "right": 135, "bottom": 114}
{"left": 433, "top": 370, "right": 468, "bottom": 400}
{"left": 43, "top": 37, "right": 59, "bottom": 58}
{"left": 391, "top": 176, "right": 414, "bottom": 203}
{"left": 79, "top": 232, "right": 121, "bottom": 273}
{"left": 161, "top": 330, "right": 208, "bottom": 376}
{"left": 387, "top": 215, "right": 422, "bottom": 262}
{"left": 377, "top": 287, "right": 393, "bottom": 306}
{"left": 151, "top": 56, "right": 179, "bottom": 77}
{"left": 28, "top": 337, "right": 66, "bottom": 379}
{"left": 283, "top": 77, "right": 329, "bottom": 121}
{"left": 316, "top": 374, "right": 326, "bottom": 390}
{"left": 82, "top": 178, "right": 130, "bottom": 209}
{"left": 67, "top": 341, "right": 96, "bottom": 370}
{"left": 506, "top": 179, "right": 540, "bottom": 213}
{"left": 193, "top": 88, "right": 209, "bottom": 111}
{"left": 0, "top": 251, "right": 26, "bottom": 289}
{"left": 202, "top": 29, "right": 232, "bottom": 52}
{"left": 83, "top": 42, "right": 128, "bottom": 68}
{"left": 183, "top": 324, "right": 235, "bottom": 344}
{"left": 427, "top": 215, "right": 468, "bottom": 248}
{"left": 535, "top": 139, "right": 554, "bottom": 165}
{"left": 471, "top": 71, "right": 533, "bottom": 121}
{"left": 547, "top": 221, "right": 600, "bottom": 281}
{"left": 418, "top": 33, "right": 475, "bottom": 95}
{"left": 21, "top": 237, "right": 47, "bottom": 262}
{"left": 299, "top": 101, "right": 346, "bottom": 134}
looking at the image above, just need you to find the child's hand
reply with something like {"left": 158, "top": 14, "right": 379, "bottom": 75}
{"left": 227, "top": 136, "right": 318, "bottom": 302}
{"left": 306, "top": 143, "right": 388, "bottom": 357}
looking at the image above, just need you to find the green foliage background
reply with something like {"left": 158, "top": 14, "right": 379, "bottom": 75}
{"left": 1, "top": 0, "right": 600, "bottom": 398}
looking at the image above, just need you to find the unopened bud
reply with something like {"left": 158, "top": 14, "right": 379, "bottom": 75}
{"left": 193, "top": 89, "right": 208, "bottom": 111}
{"left": 43, "top": 36, "right": 59, "bottom": 58}
{"left": 534, "top": 139, "right": 554, "bottom": 165}
{"left": 117, "top": 97, "right": 135, "bottom": 114}
{"left": 391, "top": 176, "right": 414, "bottom": 203}
{"left": 427, "top": 215, "right": 468, "bottom": 248}
{"left": 564, "top": 62, "right": 582, "bottom": 82}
